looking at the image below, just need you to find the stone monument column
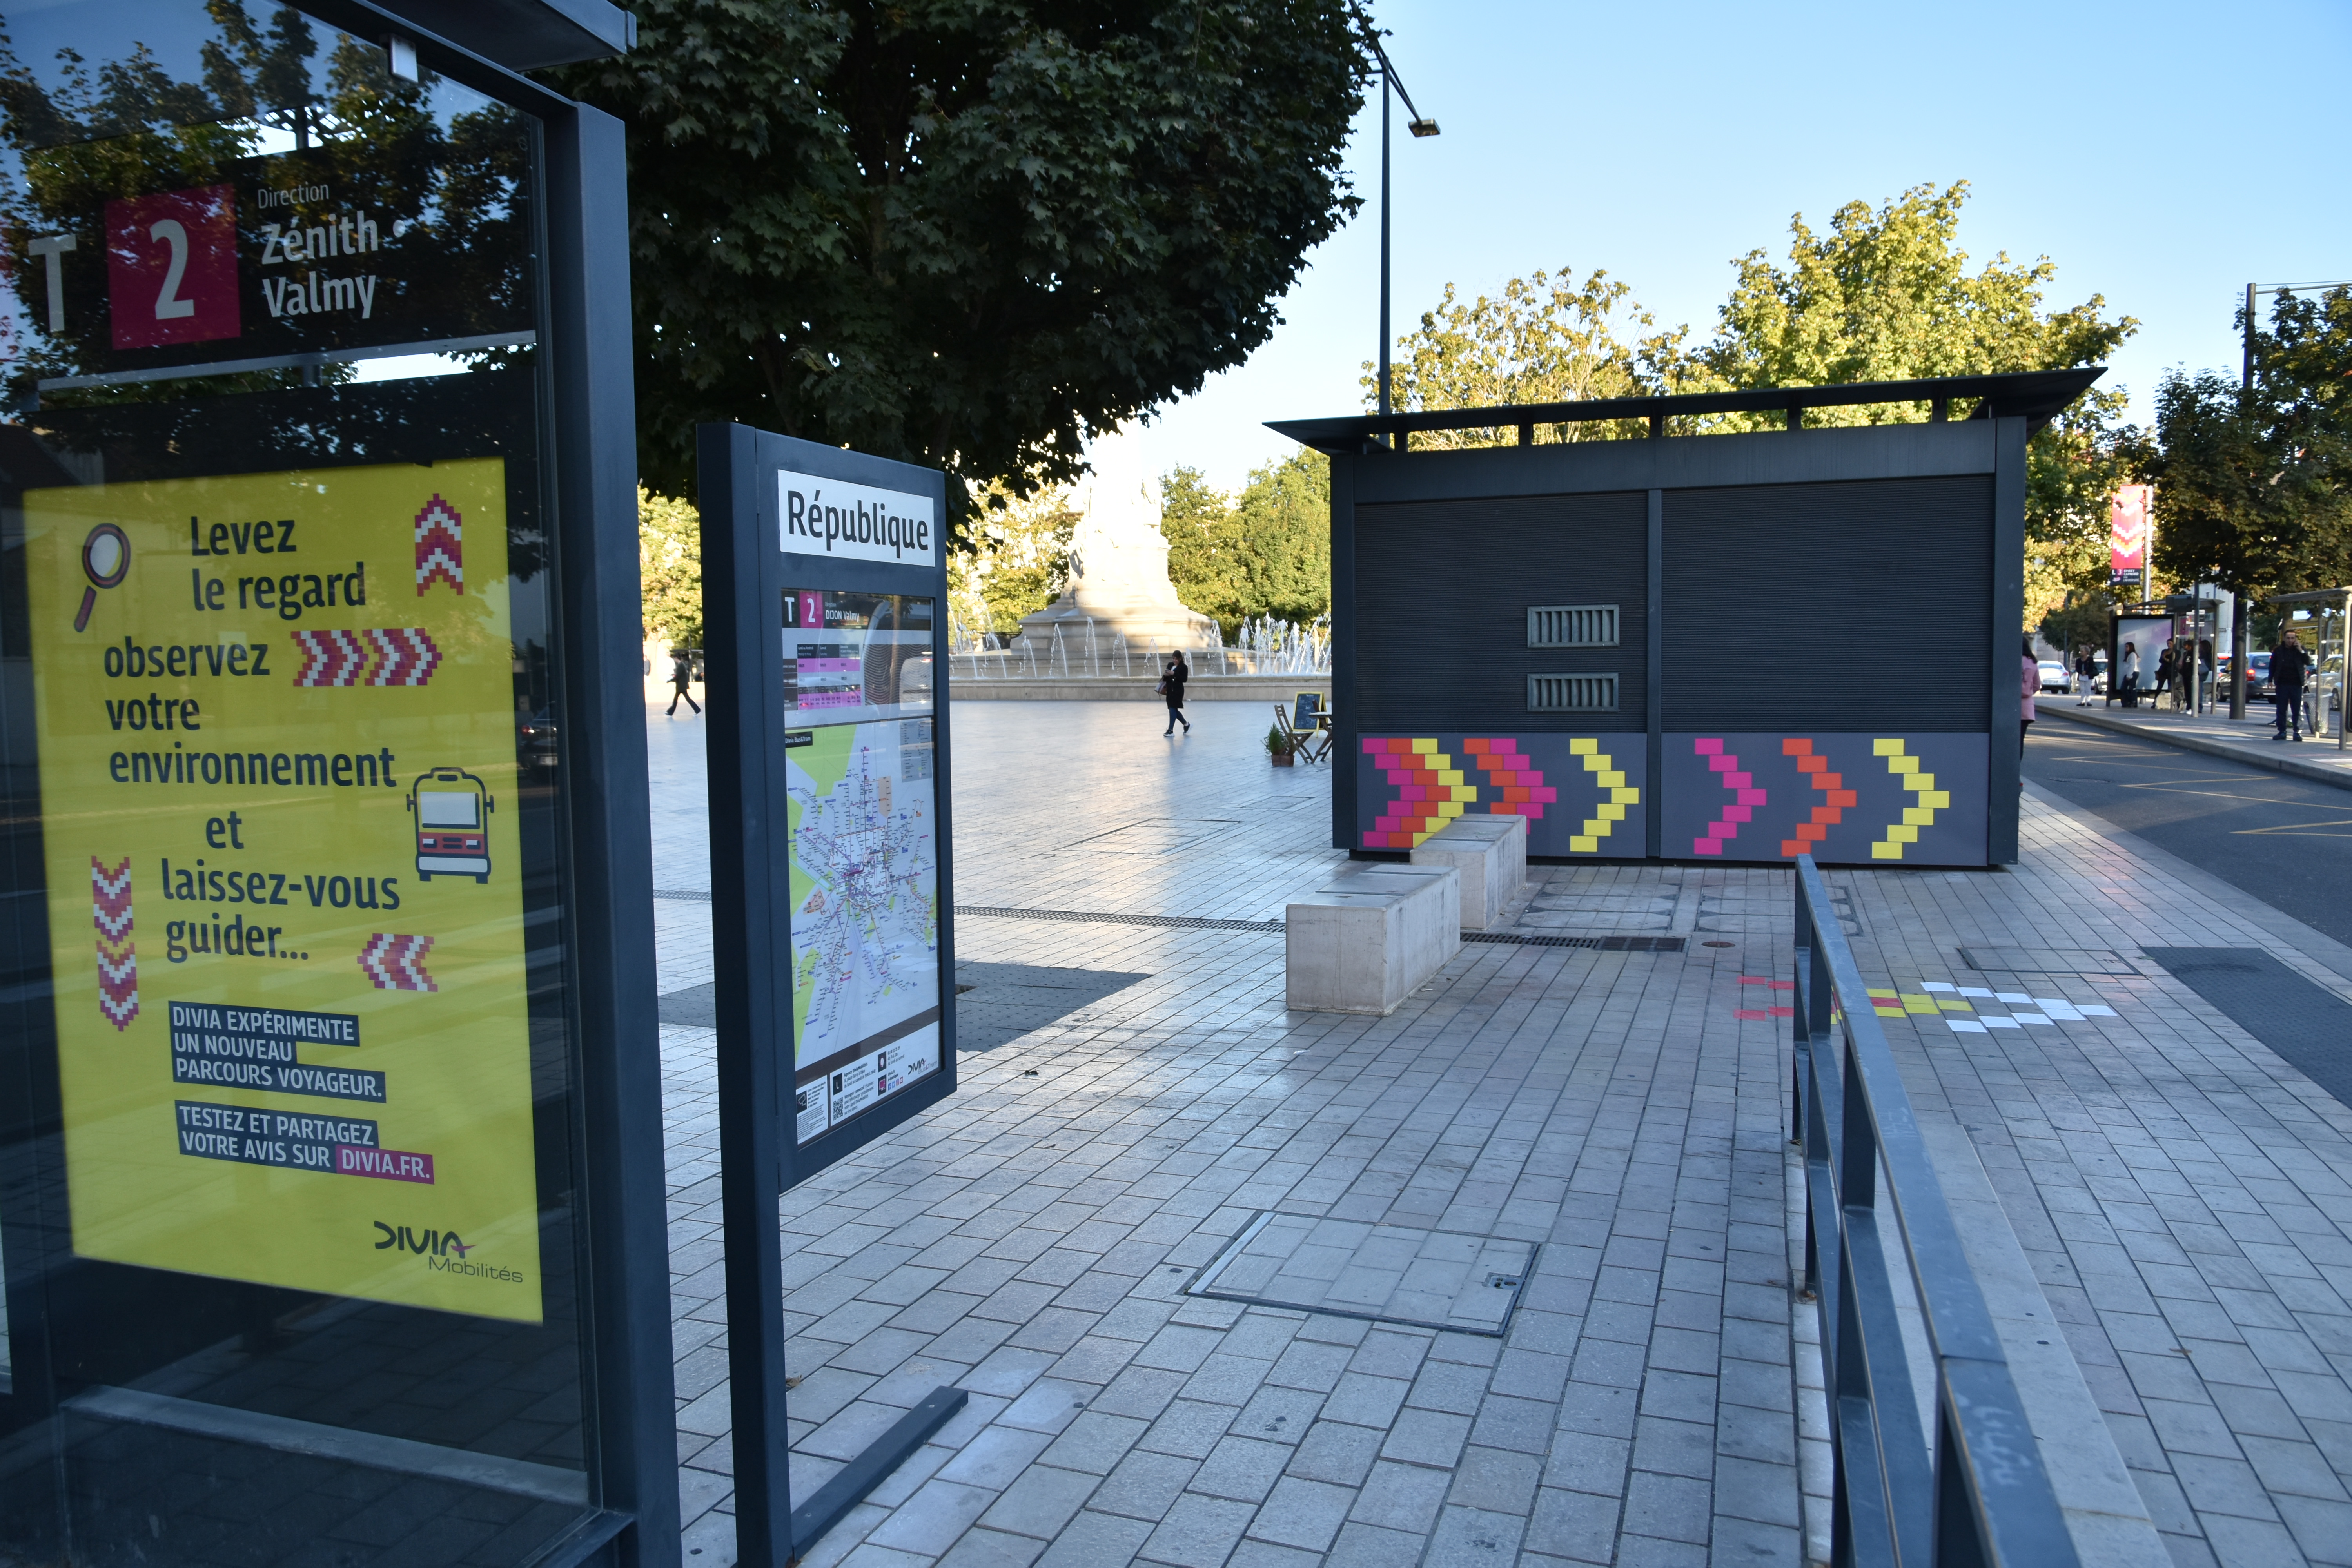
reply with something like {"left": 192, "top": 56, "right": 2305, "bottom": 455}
{"left": 1014, "top": 421, "right": 1220, "bottom": 652}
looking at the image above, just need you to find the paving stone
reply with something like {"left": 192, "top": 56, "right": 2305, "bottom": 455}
{"left": 646, "top": 711, "right": 2352, "bottom": 1566}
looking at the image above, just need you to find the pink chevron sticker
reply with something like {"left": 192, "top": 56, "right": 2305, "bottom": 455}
{"left": 92, "top": 856, "right": 137, "bottom": 1031}
{"left": 292, "top": 629, "right": 367, "bottom": 687}
{"left": 1692, "top": 738, "right": 1760, "bottom": 857}
{"left": 414, "top": 495, "right": 463, "bottom": 596}
{"left": 369, "top": 628, "right": 442, "bottom": 686}
{"left": 357, "top": 933, "right": 437, "bottom": 993}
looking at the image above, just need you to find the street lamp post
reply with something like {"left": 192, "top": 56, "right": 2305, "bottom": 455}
{"left": 1369, "top": 37, "right": 1437, "bottom": 436}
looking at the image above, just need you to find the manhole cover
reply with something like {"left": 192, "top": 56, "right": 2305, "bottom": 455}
{"left": 1186, "top": 1212, "right": 1538, "bottom": 1337}
{"left": 1961, "top": 946, "right": 2142, "bottom": 977}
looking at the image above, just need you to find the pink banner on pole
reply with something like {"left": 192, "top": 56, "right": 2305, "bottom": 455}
{"left": 2110, "top": 485, "right": 2151, "bottom": 573}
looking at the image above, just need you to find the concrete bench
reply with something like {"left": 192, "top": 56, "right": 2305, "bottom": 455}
{"left": 1285, "top": 864, "right": 1461, "bottom": 1016}
{"left": 1410, "top": 813, "right": 1527, "bottom": 931}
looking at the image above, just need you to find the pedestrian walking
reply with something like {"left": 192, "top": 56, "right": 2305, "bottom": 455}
{"left": 2020, "top": 637, "right": 2038, "bottom": 758}
{"left": 1160, "top": 650, "right": 1191, "bottom": 735}
{"left": 2272, "top": 630, "right": 2312, "bottom": 741}
{"left": 2074, "top": 646, "right": 2097, "bottom": 706}
{"left": 2120, "top": 641, "right": 2140, "bottom": 708}
{"left": 666, "top": 650, "right": 701, "bottom": 717}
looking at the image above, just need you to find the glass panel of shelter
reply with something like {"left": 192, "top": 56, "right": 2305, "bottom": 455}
{"left": 0, "top": 3, "right": 596, "bottom": 1562}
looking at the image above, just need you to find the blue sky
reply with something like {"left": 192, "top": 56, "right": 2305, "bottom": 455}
{"left": 1148, "top": 0, "right": 2352, "bottom": 492}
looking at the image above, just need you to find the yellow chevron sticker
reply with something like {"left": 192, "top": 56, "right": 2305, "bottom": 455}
{"left": 1870, "top": 741, "right": 1941, "bottom": 859}
{"left": 1570, "top": 742, "right": 1639, "bottom": 853}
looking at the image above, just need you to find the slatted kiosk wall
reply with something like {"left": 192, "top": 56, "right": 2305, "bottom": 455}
{"left": 1273, "top": 370, "right": 2104, "bottom": 869}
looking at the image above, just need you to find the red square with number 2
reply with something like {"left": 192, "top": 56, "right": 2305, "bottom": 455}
{"left": 106, "top": 185, "right": 240, "bottom": 350}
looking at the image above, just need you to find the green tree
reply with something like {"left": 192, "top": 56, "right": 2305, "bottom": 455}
{"left": 550, "top": 1, "right": 1371, "bottom": 505}
{"left": 952, "top": 482, "right": 1078, "bottom": 638}
{"left": 639, "top": 488, "right": 703, "bottom": 651}
{"left": 1694, "top": 181, "right": 2138, "bottom": 618}
{"left": 1158, "top": 451, "right": 1328, "bottom": 639}
{"left": 2149, "top": 286, "right": 2352, "bottom": 603}
{"left": 1372, "top": 267, "right": 1687, "bottom": 446}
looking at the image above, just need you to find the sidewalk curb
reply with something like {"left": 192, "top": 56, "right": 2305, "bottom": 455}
{"left": 2044, "top": 704, "right": 2352, "bottom": 793}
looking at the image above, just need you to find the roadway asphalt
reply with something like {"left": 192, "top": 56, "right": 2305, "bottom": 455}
{"left": 2024, "top": 713, "right": 2352, "bottom": 951}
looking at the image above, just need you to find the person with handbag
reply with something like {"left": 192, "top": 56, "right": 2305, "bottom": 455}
{"left": 1160, "top": 650, "right": 1191, "bottom": 735}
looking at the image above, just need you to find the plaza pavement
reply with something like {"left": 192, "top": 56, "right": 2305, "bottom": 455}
{"left": 644, "top": 700, "right": 2352, "bottom": 1566}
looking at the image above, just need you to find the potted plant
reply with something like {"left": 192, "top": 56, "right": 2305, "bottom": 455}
{"left": 1265, "top": 723, "right": 1298, "bottom": 767}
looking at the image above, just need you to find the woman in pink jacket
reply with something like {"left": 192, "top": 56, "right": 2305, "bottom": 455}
{"left": 2020, "top": 638, "right": 2039, "bottom": 752}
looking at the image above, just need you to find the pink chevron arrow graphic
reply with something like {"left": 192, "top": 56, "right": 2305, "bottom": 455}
{"left": 365, "top": 628, "right": 443, "bottom": 687}
{"left": 414, "top": 495, "right": 463, "bottom": 596}
{"left": 292, "top": 628, "right": 368, "bottom": 686}
{"left": 1691, "top": 738, "right": 1766, "bottom": 857}
{"left": 92, "top": 856, "right": 137, "bottom": 1030}
{"left": 357, "top": 933, "right": 437, "bottom": 993}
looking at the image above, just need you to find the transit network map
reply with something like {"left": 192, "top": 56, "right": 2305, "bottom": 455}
{"left": 786, "top": 717, "right": 940, "bottom": 1142}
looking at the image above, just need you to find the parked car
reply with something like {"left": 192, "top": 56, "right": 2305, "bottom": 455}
{"left": 2218, "top": 653, "right": 2274, "bottom": 700}
{"left": 2037, "top": 660, "right": 2070, "bottom": 693}
{"left": 518, "top": 706, "right": 559, "bottom": 769}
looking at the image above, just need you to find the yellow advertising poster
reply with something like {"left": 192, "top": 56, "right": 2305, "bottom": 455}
{"left": 22, "top": 457, "right": 544, "bottom": 1322}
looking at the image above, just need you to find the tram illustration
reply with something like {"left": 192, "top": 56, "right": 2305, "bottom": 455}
{"left": 408, "top": 767, "right": 495, "bottom": 882}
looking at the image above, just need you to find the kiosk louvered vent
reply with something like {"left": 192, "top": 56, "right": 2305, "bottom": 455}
{"left": 1527, "top": 604, "right": 1619, "bottom": 648}
{"left": 1528, "top": 673, "right": 1618, "bottom": 712}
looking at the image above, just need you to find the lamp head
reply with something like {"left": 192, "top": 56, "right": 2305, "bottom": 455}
{"left": 1408, "top": 118, "right": 1440, "bottom": 138}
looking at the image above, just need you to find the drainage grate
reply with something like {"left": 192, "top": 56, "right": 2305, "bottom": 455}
{"left": 654, "top": 889, "right": 712, "bottom": 902}
{"left": 1187, "top": 1211, "right": 1539, "bottom": 1338}
{"left": 2142, "top": 948, "right": 2352, "bottom": 1110}
{"left": 956, "top": 905, "right": 1285, "bottom": 934}
{"left": 1464, "top": 932, "right": 1684, "bottom": 952}
{"left": 1961, "top": 946, "right": 2141, "bottom": 976}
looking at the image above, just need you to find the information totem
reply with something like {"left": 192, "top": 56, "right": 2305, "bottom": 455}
{"left": 697, "top": 423, "right": 964, "bottom": 1565}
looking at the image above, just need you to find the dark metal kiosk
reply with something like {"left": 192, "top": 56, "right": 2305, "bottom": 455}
{"left": 697, "top": 424, "right": 964, "bottom": 1566}
{"left": 0, "top": 2, "right": 679, "bottom": 1565}
{"left": 1272, "top": 370, "right": 2103, "bottom": 869}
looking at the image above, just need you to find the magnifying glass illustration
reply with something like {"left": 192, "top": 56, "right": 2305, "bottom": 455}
{"left": 75, "top": 523, "right": 129, "bottom": 632}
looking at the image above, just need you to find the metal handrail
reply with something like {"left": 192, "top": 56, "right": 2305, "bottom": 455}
{"left": 1790, "top": 855, "right": 2077, "bottom": 1567}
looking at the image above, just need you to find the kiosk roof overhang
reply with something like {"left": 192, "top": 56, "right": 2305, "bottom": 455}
{"left": 1267, "top": 367, "right": 2107, "bottom": 455}
{"left": 374, "top": 0, "right": 636, "bottom": 70}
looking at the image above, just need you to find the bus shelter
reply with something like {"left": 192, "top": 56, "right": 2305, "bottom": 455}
{"left": 0, "top": 2, "right": 681, "bottom": 1565}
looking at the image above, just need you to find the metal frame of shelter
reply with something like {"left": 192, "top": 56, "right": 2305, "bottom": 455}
{"left": 1272, "top": 368, "right": 2105, "bottom": 869}
{"left": 2268, "top": 588, "right": 2352, "bottom": 747}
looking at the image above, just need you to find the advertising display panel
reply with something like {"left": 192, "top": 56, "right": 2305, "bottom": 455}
{"left": 21, "top": 458, "right": 544, "bottom": 1320}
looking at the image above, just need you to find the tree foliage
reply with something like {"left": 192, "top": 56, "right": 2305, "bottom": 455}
{"left": 1377, "top": 183, "right": 2139, "bottom": 621}
{"left": 638, "top": 488, "right": 704, "bottom": 650}
{"left": 949, "top": 483, "right": 1078, "bottom": 638}
{"left": 1372, "top": 268, "right": 1686, "bottom": 446}
{"left": 550, "top": 0, "right": 1370, "bottom": 505}
{"left": 2149, "top": 288, "right": 2352, "bottom": 601}
{"left": 1159, "top": 450, "right": 1328, "bottom": 639}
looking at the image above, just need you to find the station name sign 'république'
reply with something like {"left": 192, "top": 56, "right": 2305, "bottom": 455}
{"left": 779, "top": 471, "right": 937, "bottom": 566}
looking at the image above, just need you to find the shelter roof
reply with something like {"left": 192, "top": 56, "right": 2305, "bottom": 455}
{"left": 1267, "top": 367, "right": 2106, "bottom": 455}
